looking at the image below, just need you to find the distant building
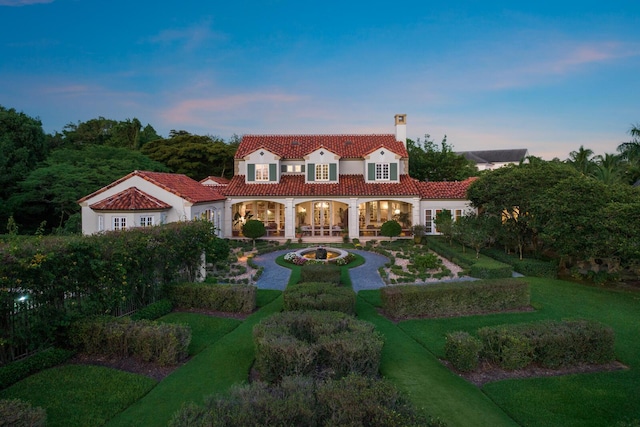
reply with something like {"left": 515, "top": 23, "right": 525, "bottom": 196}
{"left": 457, "top": 149, "right": 529, "bottom": 171}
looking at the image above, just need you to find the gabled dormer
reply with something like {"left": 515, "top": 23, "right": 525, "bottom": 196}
{"left": 243, "top": 148, "right": 280, "bottom": 183}
{"left": 364, "top": 147, "right": 401, "bottom": 183}
{"left": 305, "top": 147, "right": 340, "bottom": 183}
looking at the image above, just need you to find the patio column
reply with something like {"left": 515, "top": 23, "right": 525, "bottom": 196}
{"left": 223, "top": 199, "right": 233, "bottom": 238}
{"left": 348, "top": 198, "right": 359, "bottom": 239}
{"left": 284, "top": 198, "right": 295, "bottom": 239}
{"left": 411, "top": 197, "right": 420, "bottom": 229}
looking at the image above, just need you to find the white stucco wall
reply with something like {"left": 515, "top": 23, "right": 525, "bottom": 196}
{"left": 419, "top": 200, "right": 476, "bottom": 234}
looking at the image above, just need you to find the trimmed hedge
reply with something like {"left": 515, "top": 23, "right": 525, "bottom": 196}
{"left": 445, "top": 331, "right": 482, "bottom": 372}
{"left": 253, "top": 311, "right": 384, "bottom": 382}
{"left": 131, "top": 299, "right": 173, "bottom": 321}
{"left": 69, "top": 316, "right": 191, "bottom": 366}
{"left": 0, "top": 348, "right": 74, "bottom": 390}
{"left": 0, "top": 399, "right": 46, "bottom": 427}
{"left": 481, "top": 248, "right": 558, "bottom": 278}
{"left": 283, "top": 282, "right": 356, "bottom": 314}
{"left": 168, "top": 374, "right": 443, "bottom": 427}
{"left": 477, "top": 319, "right": 615, "bottom": 370}
{"left": 168, "top": 283, "right": 256, "bottom": 314}
{"left": 468, "top": 259, "right": 513, "bottom": 279}
{"left": 381, "top": 279, "right": 530, "bottom": 319}
{"left": 300, "top": 263, "right": 342, "bottom": 285}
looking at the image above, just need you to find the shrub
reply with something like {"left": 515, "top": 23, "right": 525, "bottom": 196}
{"left": 168, "top": 374, "right": 443, "bottom": 427}
{"left": 478, "top": 320, "right": 615, "bottom": 370}
{"left": 168, "top": 283, "right": 256, "bottom": 313}
{"left": 445, "top": 331, "right": 482, "bottom": 372}
{"left": 253, "top": 311, "right": 383, "bottom": 382}
{"left": 380, "top": 220, "right": 402, "bottom": 240}
{"left": 300, "top": 263, "right": 342, "bottom": 285}
{"left": 481, "top": 248, "right": 558, "bottom": 278}
{"left": 131, "top": 299, "right": 173, "bottom": 321}
{"left": 0, "top": 348, "right": 74, "bottom": 389}
{"left": 0, "top": 399, "right": 46, "bottom": 427}
{"left": 69, "top": 316, "right": 191, "bottom": 366}
{"left": 411, "top": 253, "right": 441, "bottom": 271}
{"left": 468, "top": 259, "right": 513, "bottom": 279}
{"left": 381, "top": 279, "right": 530, "bottom": 319}
{"left": 284, "top": 282, "right": 355, "bottom": 314}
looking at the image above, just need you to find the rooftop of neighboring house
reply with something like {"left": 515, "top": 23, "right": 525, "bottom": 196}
{"left": 457, "top": 149, "right": 529, "bottom": 165}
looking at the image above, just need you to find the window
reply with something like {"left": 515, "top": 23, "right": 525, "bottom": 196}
{"left": 285, "top": 164, "right": 302, "bottom": 173}
{"left": 315, "top": 164, "right": 329, "bottom": 181}
{"left": 98, "top": 215, "right": 104, "bottom": 231}
{"left": 375, "top": 163, "right": 390, "bottom": 180}
{"left": 140, "top": 216, "right": 154, "bottom": 227}
{"left": 255, "top": 164, "right": 269, "bottom": 181}
{"left": 113, "top": 217, "right": 127, "bottom": 231}
{"left": 424, "top": 210, "right": 432, "bottom": 233}
{"left": 455, "top": 209, "right": 462, "bottom": 221}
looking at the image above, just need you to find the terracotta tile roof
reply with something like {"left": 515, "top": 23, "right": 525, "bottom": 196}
{"left": 415, "top": 177, "right": 477, "bottom": 199}
{"left": 200, "top": 176, "right": 230, "bottom": 186}
{"left": 78, "top": 170, "right": 226, "bottom": 204}
{"left": 222, "top": 174, "right": 420, "bottom": 197}
{"left": 89, "top": 187, "right": 171, "bottom": 211}
{"left": 235, "top": 134, "right": 408, "bottom": 159}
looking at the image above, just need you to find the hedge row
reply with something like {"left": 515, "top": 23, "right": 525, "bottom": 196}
{"left": 429, "top": 238, "right": 513, "bottom": 279}
{"left": 380, "top": 279, "right": 530, "bottom": 319}
{"left": 168, "top": 374, "right": 444, "bottom": 427}
{"left": 69, "top": 316, "right": 191, "bottom": 366}
{"left": 446, "top": 319, "right": 615, "bottom": 371}
{"left": 131, "top": 299, "right": 173, "bottom": 321}
{"left": 168, "top": 283, "right": 256, "bottom": 314}
{"left": 478, "top": 319, "right": 615, "bottom": 369}
{"left": 0, "top": 348, "right": 74, "bottom": 390}
{"left": 252, "top": 311, "right": 384, "bottom": 382}
{"left": 481, "top": 248, "right": 558, "bottom": 278}
{"left": 300, "top": 263, "right": 342, "bottom": 285}
{"left": 0, "top": 399, "right": 47, "bottom": 427}
{"left": 283, "top": 282, "right": 356, "bottom": 314}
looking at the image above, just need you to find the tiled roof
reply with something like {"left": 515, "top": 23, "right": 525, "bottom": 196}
{"left": 200, "top": 176, "right": 230, "bottom": 186}
{"left": 78, "top": 170, "right": 226, "bottom": 204}
{"left": 222, "top": 174, "right": 421, "bottom": 197}
{"left": 415, "top": 177, "right": 477, "bottom": 199}
{"left": 89, "top": 187, "right": 171, "bottom": 211}
{"left": 235, "top": 134, "right": 408, "bottom": 159}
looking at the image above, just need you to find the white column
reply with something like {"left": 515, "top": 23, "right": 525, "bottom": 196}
{"left": 284, "top": 198, "right": 295, "bottom": 239}
{"left": 223, "top": 199, "right": 233, "bottom": 238}
{"left": 349, "top": 198, "right": 359, "bottom": 239}
{"left": 411, "top": 197, "right": 421, "bottom": 228}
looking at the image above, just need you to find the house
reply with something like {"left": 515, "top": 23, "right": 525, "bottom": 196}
{"left": 78, "top": 170, "right": 226, "bottom": 235}
{"left": 79, "top": 115, "right": 477, "bottom": 238}
{"left": 457, "top": 149, "right": 529, "bottom": 170}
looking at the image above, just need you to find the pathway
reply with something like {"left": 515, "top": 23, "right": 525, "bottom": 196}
{"left": 253, "top": 250, "right": 292, "bottom": 290}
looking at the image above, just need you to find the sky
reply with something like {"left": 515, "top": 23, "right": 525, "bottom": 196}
{"left": 1, "top": 0, "right": 639, "bottom": 160}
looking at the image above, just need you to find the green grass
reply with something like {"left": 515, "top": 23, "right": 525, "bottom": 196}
{"left": 393, "top": 277, "right": 640, "bottom": 427}
{"left": 105, "top": 295, "right": 284, "bottom": 427}
{"left": 275, "top": 252, "right": 365, "bottom": 288}
{"left": 158, "top": 313, "right": 241, "bottom": 356}
{"left": 0, "top": 365, "right": 156, "bottom": 427}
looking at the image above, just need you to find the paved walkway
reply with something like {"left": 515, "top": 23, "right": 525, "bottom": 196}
{"left": 253, "top": 250, "right": 292, "bottom": 291}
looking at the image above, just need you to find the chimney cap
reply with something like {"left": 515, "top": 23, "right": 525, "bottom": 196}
{"left": 394, "top": 114, "right": 407, "bottom": 125}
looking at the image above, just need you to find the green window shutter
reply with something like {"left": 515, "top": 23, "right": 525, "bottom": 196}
{"left": 301, "top": 164, "right": 305, "bottom": 173}
{"left": 367, "top": 163, "right": 375, "bottom": 181}
{"left": 390, "top": 162, "right": 398, "bottom": 180}
{"left": 269, "top": 163, "right": 277, "bottom": 181}
{"left": 247, "top": 164, "right": 255, "bottom": 182}
{"left": 308, "top": 163, "right": 315, "bottom": 181}
{"left": 281, "top": 164, "right": 286, "bottom": 173}
{"left": 329, "top": 163, "right": 337, "bottom": 181}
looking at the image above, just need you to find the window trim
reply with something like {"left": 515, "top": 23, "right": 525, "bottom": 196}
{"left": 113, "top": 216, "right": 127, "bottom": 231}
{"left": 255, "top": 163, "right": 269, "bottom": 181}
{"left": 375, "top": 163, "right": 390, "bottom": 180}
{"left": 139, "top": 215, "right": 154, "bottom": 227}
{"left": 315, "top": 163, "right": 329, "bottom": 181}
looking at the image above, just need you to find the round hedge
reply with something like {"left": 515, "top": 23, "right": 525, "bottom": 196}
{"left": 253, "top": 311, "right": 384, "bottom": 382}
{"left": 283, "top": 282, "right": 355, "bottom": 314}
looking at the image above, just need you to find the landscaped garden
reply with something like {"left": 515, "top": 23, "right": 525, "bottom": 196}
{"left": 1, "top": 226, "right": 639, "bottom": 426}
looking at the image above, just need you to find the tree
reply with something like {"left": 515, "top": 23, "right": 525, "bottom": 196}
{"left": 379, "top": 220, "right": 402, "bottom": 241}
{"left": 242, "top": 220, "right": 266, "bottom": 249}
{"left": 434, "top": 209, "right": 454, "bottom": 245}
{"left": 56, "top": 117, "right": 158, "bottom": 150}
{"left": 567, "top": 145, "right": 596, "bottom": 176}
{"left": 592, "top": 153, "right": 623, "bottom": 185}
{"left": 141, "top": 133, "right": 237, "bottom": 180}
{"left": 407, "top": 135, "right": 477, "bottom": 182}
{"left": 453, "top": 214, "right": 500, "bottom": 259}
{"left": 617, "top": 123, "right": 640, "bottom": 184}
{"left": 0, "top": 106, "right": 49, "bottom": 230}
{"left": 8, "top": 145, "right": 167, "bottom": 233}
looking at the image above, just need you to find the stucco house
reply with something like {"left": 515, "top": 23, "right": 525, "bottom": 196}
{"left": 457, "top": 149, "right": 529, "bottom": 170}
{"left": 79, "top": 115, "right": 476, "bottom": 239}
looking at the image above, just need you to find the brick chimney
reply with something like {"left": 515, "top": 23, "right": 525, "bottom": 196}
{"left": 395, "top": 114, "right": 407, "bottom": 147}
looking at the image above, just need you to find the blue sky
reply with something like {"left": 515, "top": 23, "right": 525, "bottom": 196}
{"left": 1, "top": 0, "right": 639, "bottom": 159}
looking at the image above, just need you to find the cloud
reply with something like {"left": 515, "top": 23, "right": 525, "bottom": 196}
{"left": 0, "top": 0, "right": 53, "bottom": 5}
{"left": 145, "top": 20, "right": 225, "bottom": 51}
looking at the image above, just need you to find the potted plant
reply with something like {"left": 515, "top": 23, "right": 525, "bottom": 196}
{"left": 411, "top": 224, "right": 426, "bottom": 244}
{"left": 295, "top": 226, "right": 303, "bottom": 238}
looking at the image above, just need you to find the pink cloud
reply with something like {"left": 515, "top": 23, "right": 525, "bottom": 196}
{"left": 0, "top": 0, "right": 53, "bottom": 5}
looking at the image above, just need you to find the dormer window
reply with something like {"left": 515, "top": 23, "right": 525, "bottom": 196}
{"left": 315, "top": 164, "right": 329, "bottom": 181}
{"left": 376, "top": 163, "right": 390, "bottom": 180}
{"left": 255, "top": 164, "right": 269, "bottom": 181}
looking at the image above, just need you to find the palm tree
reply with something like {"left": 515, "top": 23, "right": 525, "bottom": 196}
{"left": 617, "top": 123, "right": 640, "bottom": 184}
{"left": 567, "top": 145, "right": 595, "bottom": 175}
{"left": 592, "top": 153, "right": 623, "bottom": 185}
